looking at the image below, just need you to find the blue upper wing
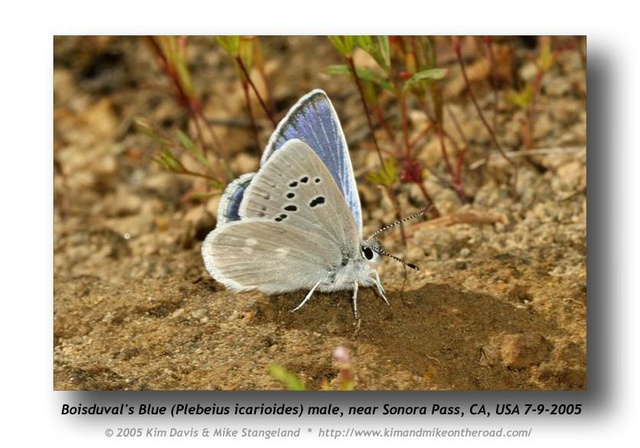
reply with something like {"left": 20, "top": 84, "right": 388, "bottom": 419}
{"left": 261, "top": 89, "right": 362, "bottom": 232}
{"left": 217, "top": 89, "right": 362, "bottom": 232}
{"left": 216, "top": 172, "right": 254, "bottom": 225}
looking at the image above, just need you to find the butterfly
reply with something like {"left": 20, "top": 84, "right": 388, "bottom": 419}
{"left": 202, "top": 89, "right": 411, "bottom": 319}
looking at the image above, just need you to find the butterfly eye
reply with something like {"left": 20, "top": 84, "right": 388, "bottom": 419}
{"left": 361, "top": 246, "right": 375, "bottom": 261}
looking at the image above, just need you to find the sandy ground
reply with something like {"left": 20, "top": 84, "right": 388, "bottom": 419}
{"left": 53, "top": 36, "right": 586, "bottom": 390}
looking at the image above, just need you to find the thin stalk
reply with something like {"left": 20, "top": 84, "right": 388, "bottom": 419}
{"left": 399, "top": 91, "right": 412, "bottom": 160}
{"left": 416, "top": 98, "right": 468, "bottom": 204}
{"left": 453, "top": 36, "right": 518, "bottom": 197}
{"left": 345, "top": 56, "right": 386, "bottom": 170}
{"left": 240, "top": 80, "right": 261, "bottom": 152}
{"left": 438, "top": 127, "right": 468, "bottom": 203}
{"left": 235, "top": 56, "right": 277, "bottom": 127}
{"left": 525, "top": 62, "right": 545, "bottom": 150}
{"left": 147, "top": 36, "right": 231, "bottom": 183}
{"left": 482, "top": 36, "right": 500, "bottom": 144}
{"left": 371, "top": 102, "right": 398, "bottom": 147}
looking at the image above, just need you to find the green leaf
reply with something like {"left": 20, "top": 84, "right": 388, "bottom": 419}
{"left": 154, "top": 149, "right": 184, "bottom": 173}
{"left": 328, "top": 36, "right": 355, "bottom": 57}
{"left": 366, "top": 158, "right": 398, "bottom": 187}
{"left": 323, "top": 64, "right": 350, "bottom": 75}
{"left": 538, "top": 39, "right": 557, "bottom": 72}
{"left": 176, "top": 129, "right": 197, "bottom": 154}
{"left": 324, "top": 64, "right": 395, "bottom": 94}
{"left": 376, "top": 36, "right": 391, "bottom": 71}
{"left": 171, "top": 37, "right": 194, "bottom": 99}
{"left": 269, "top": 364, "right": 306, "bottom": 391}
{"left": 176, "top": 129, "right": 211, "bottom": 170}
{"left": 215, "top": 36, "right": 240, "bottom": 56}
{"left": 403, "top": 68, "right": 448, "bottom": 92}
{"left": 355, "top": 35, "right": 391, "bottom": 72}
{"left": 238, "top": 36, "right": 255, "bottom": 72}
{"left": 354, "top": 35, "right": 374, "bottom": 53}
{"left": 187, "top": 190, "right": 223, "bottom": 202}
{"left": 206, "top": 179, "right": 225, "bottom": 191}
{"left": 135, "top": 118, "right": 172, "bottom": 147}
{"left": 508, "top": 85, "right": 533, "bottom": 109}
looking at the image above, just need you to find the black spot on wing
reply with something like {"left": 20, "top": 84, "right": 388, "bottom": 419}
{"left": 309, "top": 196, "right": 325, "bottom": 208}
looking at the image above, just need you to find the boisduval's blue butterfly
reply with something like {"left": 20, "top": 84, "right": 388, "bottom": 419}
{"left": 202, "top": 89, "right": 411, "bottom": 318}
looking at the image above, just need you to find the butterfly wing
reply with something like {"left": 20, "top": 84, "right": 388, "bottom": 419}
{"left": 202, "top": 139, "right": 361, "bottom": 293}
{"left": 216, "top": 172, "right": 254, "bottom": 225}
{"left": 203, "top": 220, "right": 344, "bottom": 293}
{"left": 261, "top": 89, "right": 362, "bottom": 232}
{"left": 215, "top": 90, "right": 361, "bottom": 230}
{"left": 240, "top": 139, "right": 359, "bottom": 248}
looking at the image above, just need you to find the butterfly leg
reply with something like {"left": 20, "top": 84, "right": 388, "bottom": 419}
{"left": 351, "top": 281, "right": 360, "bottom": 320}
{"left": 291, "top": 280, "right": 322, "bottom": 313}
{"left": 372, "top": 270, "right": 390, "bottom": 307}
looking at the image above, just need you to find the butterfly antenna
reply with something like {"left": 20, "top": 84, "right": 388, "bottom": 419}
{"left": 376, "top": 245, "right": 420, "bottom": 271}
{"left": 365, "top": 207, "right": 431, "bottom": 242}
{"left": 366, "top": 206, "right": 433, "bottom": 271}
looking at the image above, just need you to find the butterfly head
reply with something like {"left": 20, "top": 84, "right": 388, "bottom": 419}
{"left": 360, "top": 238, "right": 419, "bottom": 271}
{"left": 362, "top": 208, "right": 431, "bottom": 272}
{"left": 360, "top": 239, "right": 383, "bottom": 265}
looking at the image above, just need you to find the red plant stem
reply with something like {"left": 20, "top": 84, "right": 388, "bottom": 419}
{"left": 526, "top": 64, "right": 546, "bottom": 150}
{"left": 402, "top": 40, "right": 416, "bottom": 159}
{"left": 415, "top": 99, "right": 468, "bottom": 203}
{"left": 455, "top": 148, "right": 466, "bottom": 184}
{"left": 420, "top": 162, "right": 448, "bottom": 186}
{"left": 437, "top": 127, "right": 455, "bottom": 183}
{"left": 150, "top": 124, "right": 223, "bottom": 184}
{"left": 455, "top": 148, "right": 468, "bottom": 202}
{"left": 190, "top": 112, "right": 208, "bottom": 152}
{"left": 442, "top": 105, "right": 467, "bottom": 156}
{"left": 439, "top": 128, "right": 468, "bottom": 203}
{"left": 418, "top": 98, "right": 458, "bottom": 152}
{"left": 195, "top": 109, "right": 232, "bottom": 178}
{"left": 443, "top": 105, "right": 471, "bottom": 202}
{"left": 346, "top": 56, "right": 386, "bottom": 170}
{"left": 184, "top": 96, "right": 233, "bottom": 182}
{"left": 482, "top": 37, "right": 500, "bottom": 133}
{"left": 241, "top": 80, "right": 261, "bottom": 152}
{"left": 408, "top": 120, "right": 433, "bottom": 149}
{"left": 399, "top": 92, "right": 412, "bottom": 160}
{"left": 415, "top": 182, "right": 439, "bottom": 217}
{"left": 438, "top": 129, "right": 461, "bottom": 197}
{"left": 372, "top": 103, "right": 397, "bottom": 147}
{"left": 393, "top": 83, "right": 441, "bottom": 213}
{"left": 452, "top": 36, "right": 518, "bottom": 198}
{"left": 385, "top": 185, "right": 407, "bottom": 245}
{"left": 235, "top": 56, "right": 277, "bottom": 127}
{"left": 147, "top": 38, "right": 194, "bottom": 113}
{"left": 175, "top": 166, "right": 220, "bottom": 181}
{"left": 147, "top": 37, "right": 231, "bottom": 183}
{"left": 525, "top": 38, "right": 564, "bottom": 150}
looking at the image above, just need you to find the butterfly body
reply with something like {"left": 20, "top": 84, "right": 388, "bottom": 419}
{"left": 202, "top": 90, "right": 387, "bottom": 318}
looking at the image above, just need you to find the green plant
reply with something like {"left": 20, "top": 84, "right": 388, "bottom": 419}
{"left": 452, "top": 36, "right": 518, "bottom": 197}
{"left": 507, "top": 36, "right": 564, "bottom": 150}
{"left": 215, "top": 36, "right": 276, "bottom": 149}
{"left": 326, "top": 36, "right": 456, "bottom": 217}
{"left": 139, "top": 36, "right": 579, "bottom": 215}
{"left": 269, "top": 364, "right": 306, "bottom": 391}
{"left": 135, "top": 119, "right": 224, "bottom": 199}
{"left": 269, "top": 346, "right": 357, "bottom": 391}
{"left": 142, "top": 36, "right": 232, "bottom": 192}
